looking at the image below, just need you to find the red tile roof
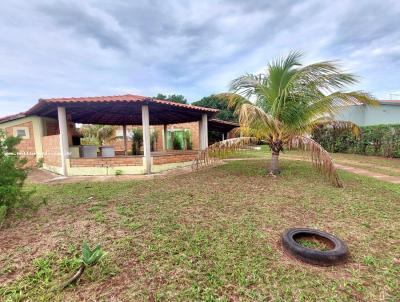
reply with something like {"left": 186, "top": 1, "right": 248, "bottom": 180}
{"left": 0, "top": 112, "right": 26, "bottom": 124}
{"left": 26, "top": 94, "right": 218, "bottom": 115}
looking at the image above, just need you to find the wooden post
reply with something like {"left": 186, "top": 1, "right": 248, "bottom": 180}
{"left": 57, "top": 107, "right": 69, "bottom": 176}
{"left": 142, "top": 105, "right": 151, "bottom": 174}
{"left": 122, "top": 125, "right": 128, "bottom": 155}
{"left": 163, "top": 124, "right": 168, "bottom": 151}
{"left": 222, "top": 133, "right": 225, "bottom": 141}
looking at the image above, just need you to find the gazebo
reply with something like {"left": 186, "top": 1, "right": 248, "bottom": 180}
{"left": 24, "top": 94, "right": 237, "bottom": 176}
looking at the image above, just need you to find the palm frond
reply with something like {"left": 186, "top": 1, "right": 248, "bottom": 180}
{"left": 289, "top": 136, "right": 343, "bottom": 187}
{"left": 293, "top": 61, "right": 358, "bottom": 92}
{"left": 192, "top": 137, "right": 258, "bottom": 169}
{"left": 230, "top": 74, "right": 264, "bottom": 99}
{"left": 215, "top": 93, "right": 251, "bottom": 112}
{"left": 327, "top": 91, "right": 379, "bottom": 107}
{"left": 239, "top": 103, "right": 281, "bottom": 136}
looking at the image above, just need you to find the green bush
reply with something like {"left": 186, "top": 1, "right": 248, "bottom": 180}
{"left": 0, "top": 130, "right": 29, "bottom": 226}
{"left": 172, "top": 133, "right": 183, "bottom": 150}
{"left": 150, "top": 129, "right": 158, "bottom": 152}
{"left": 312, "top": 124, "right": 400, "bottom": 157}
{"left": 183, "top": 130, "right": 192, "bottom": 150}
{"left": 131, "top": 128, "right": 143, "bottom": 155}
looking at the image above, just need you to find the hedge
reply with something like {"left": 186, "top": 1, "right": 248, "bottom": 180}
{"left": 312, "top": 124, "right": 400, "bottom": 158}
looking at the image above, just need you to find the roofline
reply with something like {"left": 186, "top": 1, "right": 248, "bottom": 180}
{"left": 209, "top": 118, "right": 239, "bottom": 127}
{"left": 0, "top": 113, "right": 26, "bottom": 124}
{"left": 379, "top": 100, "right": 400, "bottom": 106}
{"left": 25, "top": 94, "right": 219, "bottom": 115}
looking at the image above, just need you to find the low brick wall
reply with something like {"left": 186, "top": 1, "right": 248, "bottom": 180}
{"left": 42, "top": 135, "right": 61, "bottom": 167}
{"left": 152, "top": 151, "right": 198, "bottom": 165}
{"left": 70, "top": 156, "right": 143, "bottom": 167}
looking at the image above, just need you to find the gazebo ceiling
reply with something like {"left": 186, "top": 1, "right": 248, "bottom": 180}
{"left": 25, "top": 94, "right": 219, "bottom": 125}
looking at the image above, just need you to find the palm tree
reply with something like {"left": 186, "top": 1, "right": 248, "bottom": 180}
{"left": 213, "top": 52, "right": 377, "bottom": 187}
{"left": 80, "top": 124, "right": 116, "bottom": 146}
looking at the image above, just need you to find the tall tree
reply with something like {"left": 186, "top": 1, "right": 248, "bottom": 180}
{"left": 154, "top": 93, "right": 187, "bottom": 104}
{"left": 192, "top": 95, "right": 238, "bottom": 122}
{"left": 214, "top": 52, "right": 377, "bottom": 187}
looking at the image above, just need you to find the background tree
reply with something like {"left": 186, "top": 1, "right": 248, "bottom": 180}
{"left": 154, "top": 93, "right": 187, "bottom": 104}
{"left": 213, "top": 52, "right": 377, "bottom": 187}
{"left": 192, "top": 95, "right": 238, "bottom": 122}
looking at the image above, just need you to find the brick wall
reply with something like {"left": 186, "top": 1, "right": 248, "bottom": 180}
{"left": 42, "top": 135, "right": 61, "bottom": 167}
{"left": 5, "top": 121, "right": 36, "bottom": 166}
{"left": 70, "top": 156, "right": 143, "bottom": 167}
{"left": 112, "top": 139, "right": 133, "bottom": 152}
{"left": 45, "top": 120, "right": 59, "bottom": 136}
{"left": 153, "top": 151, "right": 198, "bottom": 165}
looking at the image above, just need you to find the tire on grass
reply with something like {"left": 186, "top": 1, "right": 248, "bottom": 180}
{"left": 282, "top": 228, "right": 349, "bottom": 266}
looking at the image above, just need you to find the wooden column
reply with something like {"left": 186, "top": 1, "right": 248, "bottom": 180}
{"left": 57, "top": 107, "right": 69, "bottom": 176}
{"left": 163, "top": 124, "right": 168, "bottom": 151}
{"left": 142, "top": 105, "right": 151, "bottom": 174}
{"left": 122, "top": 125, "right": 128, "bottom": 155}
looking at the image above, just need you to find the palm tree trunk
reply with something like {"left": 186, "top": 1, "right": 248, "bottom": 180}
{"left": 269, "top": 151, "right": 280, "bottom": 175}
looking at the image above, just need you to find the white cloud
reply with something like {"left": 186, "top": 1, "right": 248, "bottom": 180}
{"left": 0, "top": 0, "right": 399, "bottom": 116}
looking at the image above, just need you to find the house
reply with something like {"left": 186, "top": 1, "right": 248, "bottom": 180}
{"left": 335, "top": 100, "right": 400, "bottom": 126}
{"left": 0, "top": 95, "right": 238, "bottom": 176}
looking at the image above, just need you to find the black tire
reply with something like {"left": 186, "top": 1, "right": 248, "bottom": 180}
{"left": 282, "top": 228, "right": 349, "bottom": 266}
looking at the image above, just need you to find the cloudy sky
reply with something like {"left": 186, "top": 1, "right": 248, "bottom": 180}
{"left": 1, "top": 0, "right": 399, "bottom": 117}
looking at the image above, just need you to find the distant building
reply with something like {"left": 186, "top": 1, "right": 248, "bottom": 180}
{"left": 335, "top": 100, "right": 400, "bottom": 126}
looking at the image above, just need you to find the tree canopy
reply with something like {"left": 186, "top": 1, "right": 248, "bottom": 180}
{"left": 192, "top": 95, "right": 238, "bottom": 122}
{"left": 154, "top": 93, "right": 187, "bottom": 104}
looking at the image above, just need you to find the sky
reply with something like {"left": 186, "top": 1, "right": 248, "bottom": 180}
{"left": 1, "top": 0, "right": 400, "bottom": 117}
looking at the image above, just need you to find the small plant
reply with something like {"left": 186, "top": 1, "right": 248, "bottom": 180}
{"left": 150, "top": 129, "right": 159, "bottom": 151}
{"left": 183, "top": 130, "right": 192, "bottom": 150}
{"left": 363, "top": 255, "right": 376, "bottom": 266}
{"left": 296, "top": 238, "right": 330, "bottom": 251}
{"left": 131, "top": 128, "right": 143, "bottom": 155}
{"left": 115, "top": 169, "right": 123, "bottom": 176}
{"left": 61, "top": 242, "right": 106, "bottom": 290}
{"left": 36, "top": 157, "right": 44, "bottom": 168}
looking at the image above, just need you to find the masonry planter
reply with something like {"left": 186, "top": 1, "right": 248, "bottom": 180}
{"left": 100, "top": 146, "right": 115, "bottom": 157}
{"left": 80, "top": 145, "right": 97, "bottom": 158}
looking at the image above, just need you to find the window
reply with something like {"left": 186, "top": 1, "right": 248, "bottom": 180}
{"left": 13, "top": 127, "right": 30, "bottom": 139}
{"left": 16, "top": 129, "right": 26, "bottom": 137}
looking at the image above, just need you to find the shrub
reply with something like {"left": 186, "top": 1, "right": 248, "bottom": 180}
{"left": 183, "top": 130, "right": 192, "bottom": 150}
{"left": 131, "top": 128, "right": 143, "bottom": 155}
{"left": 312, "top": 124, "right": 400, "bottom": 157}
{"left": 0, "top": 130, "right": 29, "bottom": 225}
{"left": 150, "top": 129, "right": 158, "bottom": 151}
{"left": 172, "top": 133, "right": 183, "bottom": 150}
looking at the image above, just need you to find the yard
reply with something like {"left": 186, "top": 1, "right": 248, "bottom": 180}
{"left": 0, "top": 156, "right": 399, "bottom": 301}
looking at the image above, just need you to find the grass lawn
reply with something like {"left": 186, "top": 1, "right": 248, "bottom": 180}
{"left": 0, "top": 159, "right": 399, "bottom": 301}
{"left": 228, "top": 145, "right": 400, "bottom": 177}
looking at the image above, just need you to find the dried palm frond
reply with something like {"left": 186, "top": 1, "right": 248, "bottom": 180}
{"left": 192, "top": 137, "right": 258, "bottom": 170}
{"left": 289, "top": 136, "right": 342, "bottom": 187}
{"left": 313, "top": 117, "right": 361, "bottom": 137}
